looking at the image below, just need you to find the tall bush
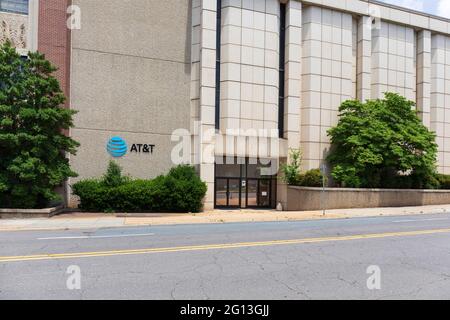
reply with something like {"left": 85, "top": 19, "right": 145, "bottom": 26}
{"left": 0, "top": 42, "right": 79, "bottom": 208}
{"left": 327, "top": 93, "right": 438, "bottom": 189}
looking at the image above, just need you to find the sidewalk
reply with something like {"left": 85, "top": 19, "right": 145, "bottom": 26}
{"left": 1, "top": 204, "right": 450, "bottom": 232}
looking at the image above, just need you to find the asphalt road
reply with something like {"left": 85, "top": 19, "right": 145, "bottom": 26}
{"left": 1, "top": 213, "right": 450, "bottom": 299}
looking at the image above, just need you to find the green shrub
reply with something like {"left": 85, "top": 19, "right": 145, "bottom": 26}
{"left": 71, "top": 179, "right": 110, "bottom": 212}
{"left": 330, "top": 165, "right": 360, "bottom": 188}
{"left": 162, "top": 165, "right": 208, "bottom": 213}
{"left": 437, "top": 174, "right": 450, "bottom": 189}
{"left": 281, "top": 149, "right": 302, "bottom": 185}
{"left": 101, "top": 161, "right": 129, "bottom": 187}
{"left": 382, "top": 174, "right": 413, "bottom": 189}
{"left": 299, "top": 169, "right": 325, "bottom": 187}
{"left": 72, "top": 164, "right": 207, "bottom": 213}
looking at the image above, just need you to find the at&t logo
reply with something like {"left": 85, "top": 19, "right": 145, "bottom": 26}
{"left": 107, "top": 136, "right": 128, "bottom": 158}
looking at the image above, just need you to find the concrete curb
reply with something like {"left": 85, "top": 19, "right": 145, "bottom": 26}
{"left": 2, "top": 205, "right": 450, "bottom": 232}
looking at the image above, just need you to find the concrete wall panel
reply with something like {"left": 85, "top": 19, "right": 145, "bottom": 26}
{"left": 69, "top": 0, "right": 192, "bottom": 193}
{"left": 284, "top": 186, "right": 450, "bottom": 211}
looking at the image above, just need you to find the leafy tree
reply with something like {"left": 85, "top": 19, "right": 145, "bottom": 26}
{"left": 327, "top": 93, "right": 438, "bottom": 189}
{"left": 0, "top": 42, "right": 79, "bottom": 208}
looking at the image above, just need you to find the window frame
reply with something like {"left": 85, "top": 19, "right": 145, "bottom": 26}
{"left": 0, "top": 0, "right": 29, "bottom": 15}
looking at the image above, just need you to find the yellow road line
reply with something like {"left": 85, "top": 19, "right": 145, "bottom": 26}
{"left": 1, "top": 228, "right": 450, "bottom": 263}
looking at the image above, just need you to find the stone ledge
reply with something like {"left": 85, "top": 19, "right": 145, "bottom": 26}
{"left": 0, "top": 206, "right": 64, "bottom": 219}
{"left": 289, "top": 186, "right": 450, "bottom": 193}
{"left": 283, "top": 186, "right": 450, "bottom": 211}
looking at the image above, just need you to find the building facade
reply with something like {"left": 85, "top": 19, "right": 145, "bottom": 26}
{"left": 1, "top": 0, "right": 450, "bottom": 210}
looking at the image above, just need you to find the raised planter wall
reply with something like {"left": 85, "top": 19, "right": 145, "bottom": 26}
{"left": 0, "top": 206, "right": 63, "bottom": 219}
{"left": 284, "top": 186, "right": 450, "bottom": 211}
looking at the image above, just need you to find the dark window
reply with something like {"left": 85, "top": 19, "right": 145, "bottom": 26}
{"left": 215, "top": 0, "right": 222, "bottom": 130}
{"left": 278, "top": 3, "right": 286, "bottom": 138}
{"left": 215, "top": 157, "right": 276, "bottom": 179}
{"left": 0, "top": 0, "right": 28, "bottom": 14}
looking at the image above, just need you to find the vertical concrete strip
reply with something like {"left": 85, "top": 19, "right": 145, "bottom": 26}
{"left": 417, "top": 30, "right": 431, "bottom": 128}
{"left": 28, "top": 0, "right": 39, "bottom": 52}
{"left": 284, "top": 0, "right": 302, "bottom": 151}
{"left": 198, "top": 0, "right": 218, "bottom": 209}
{"left": 300, "top": 5, "right": 322, "bottom": 170}
{"left": 357, "top": 15, "right": 372, "bottom": 102}
{"left": 191, "top": 0, "right": 202, "bottom": 166}
{"left": 431, "top": 34, "right": 449, "bottom": 173}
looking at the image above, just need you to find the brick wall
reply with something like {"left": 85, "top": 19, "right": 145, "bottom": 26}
{"left": 38, "top": 0, "right": 71, "bottom": 106}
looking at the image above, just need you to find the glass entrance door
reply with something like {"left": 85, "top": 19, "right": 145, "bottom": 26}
{"left": 258, "top": 179, "right": 271, "bottom": 208}
{"left": 246, "top": 179, "right": 258, "bottom": 207}
{"left": 215, "top": 157, "right": 277, "bottom": 209}
{"left": 215, "top": 178, "right": 228, "bottom": 207}
{"left": 215, "top": 178, "right": 241, "bottom": 208}
{"left": 228, "top": 179, "right": 241, "bottom": 207}
{"left": 245, "top": 179, "right": 272, "bottom": 208}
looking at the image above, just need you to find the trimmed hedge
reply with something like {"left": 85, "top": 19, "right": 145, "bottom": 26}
{"left": 72, "top": 164, "right": 207, "bottom": 213}
{"left": 297, "top": 169, "right": 326, "bottom": 187}
{"left": 437, "top": 174, "right": 450, "bottom": 190}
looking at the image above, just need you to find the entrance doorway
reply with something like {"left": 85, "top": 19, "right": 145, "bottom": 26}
{"left": 214, "top": 157, "right": 277, "bottom": 209}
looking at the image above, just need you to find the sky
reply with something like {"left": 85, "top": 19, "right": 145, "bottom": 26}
{"left": 379, "top": 0, "right": 450, "bottom": 19}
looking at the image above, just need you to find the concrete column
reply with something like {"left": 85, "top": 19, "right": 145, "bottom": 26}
{"left": 283, "top": 0, "right": 302, "bottom": 151}
{"left": 300, "top": 6, "right": 354, "bottom": 170}
{"left": 357, "top": 15, "right": 372, "bottom": 101}
{"left": 198, "top": 0, "right": 217, "bottom": 210}
{"left": 431, "top": 34, "right": 447, "bottom": 173}
{"left": 300, "top": 5, "right": 322, "bottom": 170}
{"left": 417, "top": 30, "right": 431, "bottom": 129}
{"left": 191, "top": 1, "right": 201, "bottom": 165}
{"left": 27, "top": 0, "right": 39, "bottom": 52}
